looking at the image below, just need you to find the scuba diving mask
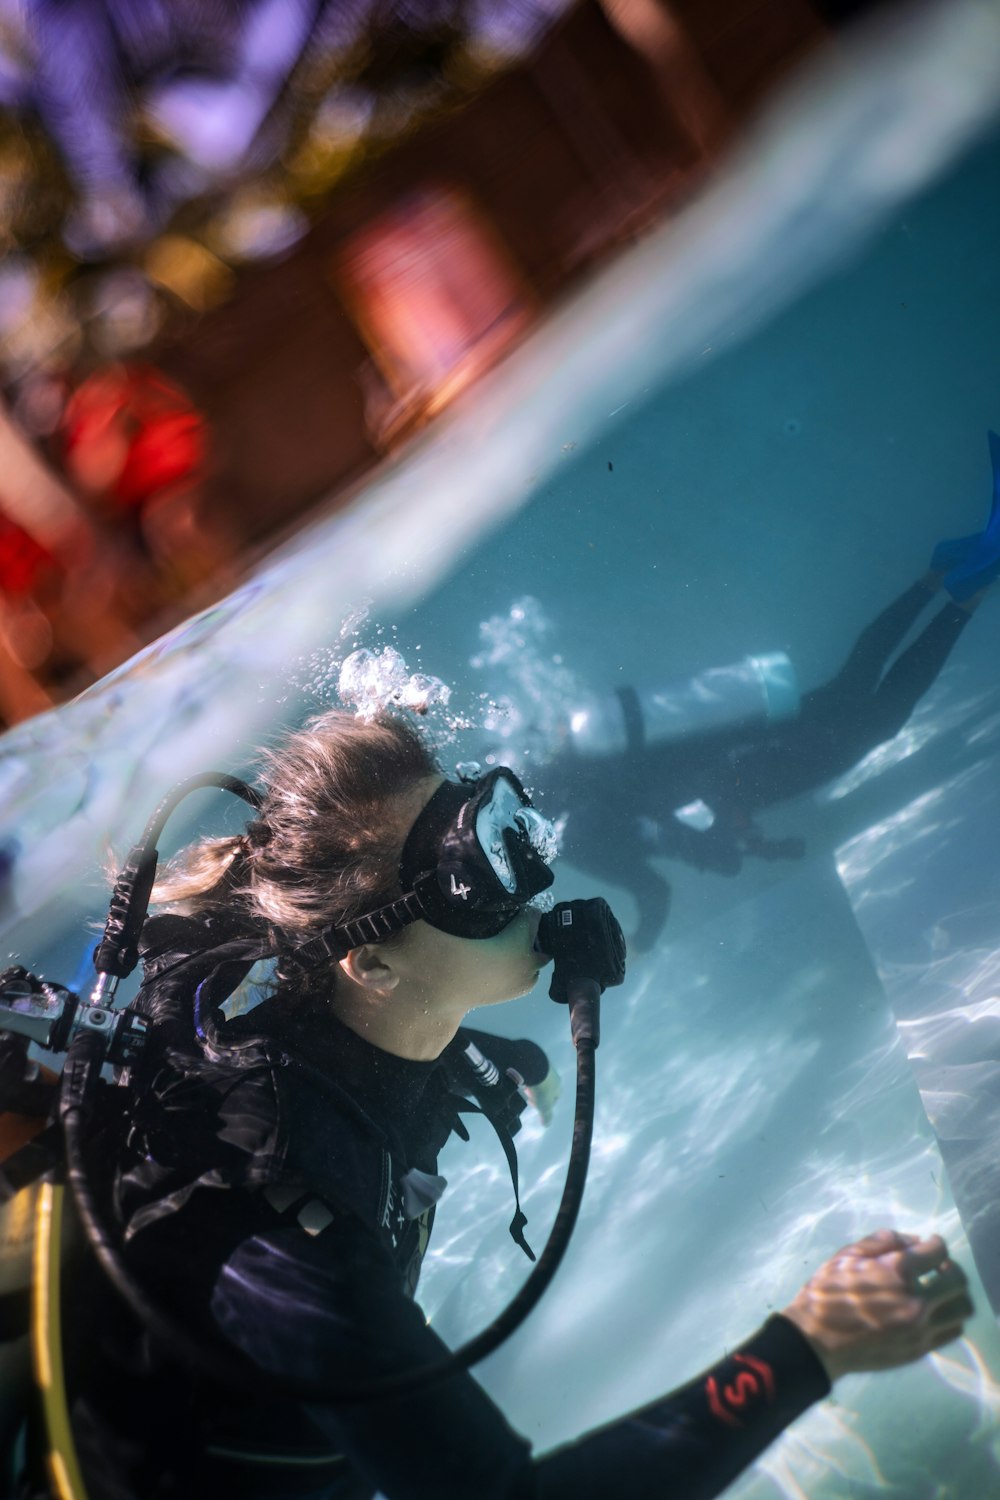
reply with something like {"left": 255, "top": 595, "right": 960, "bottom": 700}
{"left": 293, "top": 767, "right": 557, "bottom": 965}
{"left": 400, "top": 767, "right": 556, "bottom": 937}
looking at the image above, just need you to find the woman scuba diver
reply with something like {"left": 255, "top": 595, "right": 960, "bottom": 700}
{"left": 12, "top": 709, "right": 971, "bottom": 1498}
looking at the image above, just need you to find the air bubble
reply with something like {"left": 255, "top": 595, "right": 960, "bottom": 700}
{"left": 338, "top": 647, "right": 451, "bottom": 722}
{"left": 470, "top": 598, "right": 585, "bottom": 772}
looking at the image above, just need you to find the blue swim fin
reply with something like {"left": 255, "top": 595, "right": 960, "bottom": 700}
{"left": 935, "top": 431, "right": 1000, "bottom": 600}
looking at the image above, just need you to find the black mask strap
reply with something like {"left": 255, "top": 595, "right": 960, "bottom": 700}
{"left": 290, "top": 886, "right": 433, "bottom": 969}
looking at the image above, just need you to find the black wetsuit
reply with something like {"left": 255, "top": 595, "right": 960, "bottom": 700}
{"left": 533, "top": 582, "right": 971, "bottom": 949}
{"left": 25, "top": 914, "right": 829, "bottom": 1500}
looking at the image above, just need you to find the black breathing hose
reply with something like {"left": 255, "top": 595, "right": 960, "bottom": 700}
{"left": 93, "top": 773, "right": 263, "bottom": 981}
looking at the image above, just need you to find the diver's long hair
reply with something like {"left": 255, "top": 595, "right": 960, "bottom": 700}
{"left": 151, "top": 709, "right": 439, "bottom": 1006}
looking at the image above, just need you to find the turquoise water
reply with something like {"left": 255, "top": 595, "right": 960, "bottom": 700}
{"left": 400, "top": 130, "right": 1000, "bottom": 1497}
{"left": 5, "top": 5, "right": 1000, "bottom": 1494}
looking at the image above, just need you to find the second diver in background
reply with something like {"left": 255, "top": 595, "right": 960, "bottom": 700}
{"left": 531, "top": 431, "right": 1000, "bottom": 949}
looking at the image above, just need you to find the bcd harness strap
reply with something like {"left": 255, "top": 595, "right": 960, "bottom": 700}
{"left": 452, "top": 1097, "right": 535, "bottom": 1263}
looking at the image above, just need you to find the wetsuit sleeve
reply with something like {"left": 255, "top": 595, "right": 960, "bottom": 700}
{"left": 533, "top": 1312, "right": 830, "bottom": 1498}
{"left": 211, "top": 1218, "right": 829, "bottom": 1500}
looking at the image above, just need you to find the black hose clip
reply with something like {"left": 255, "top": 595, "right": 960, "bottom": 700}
{"left": 93, "top": 843, "right": 160, "bottom": 979}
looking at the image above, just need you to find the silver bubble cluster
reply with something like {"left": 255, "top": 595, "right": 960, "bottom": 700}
{"left": 338, "top": 646, "right": 451, "bottom": 721}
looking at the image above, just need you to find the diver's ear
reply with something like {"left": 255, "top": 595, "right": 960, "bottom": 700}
{"left": 339, "top": 944, "right": 400, "bottom": 993}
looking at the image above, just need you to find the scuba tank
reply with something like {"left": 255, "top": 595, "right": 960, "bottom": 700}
{"left": 0, "top": 1038, "right": 59, "bottom": 1329}
{"left": 564, "top": 652, "right": 800, "bottom": 756}
{"left": 0, "top": 1038, "right": 62, "bottom": 1487}
{"left": 0, "top": 1127, "right": 37, "bottom": 1473}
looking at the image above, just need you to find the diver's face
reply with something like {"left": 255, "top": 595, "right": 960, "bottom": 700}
{"left": 386, "top": 773, "right": 551, "bottom": 1012}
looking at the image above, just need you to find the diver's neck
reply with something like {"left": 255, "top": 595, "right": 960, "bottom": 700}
{"left": 330, "top": 986, "right": 463, "bottom": 1062}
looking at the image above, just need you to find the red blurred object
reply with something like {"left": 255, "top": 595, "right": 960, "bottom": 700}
{"left": 0, "top": 514, "right": 57, "bottom": 597}
{"left": 334, "top": 184, "right": 535, "bottom": 442}
{"left": 61, "top": 363, "right": 207, "bottom": 511}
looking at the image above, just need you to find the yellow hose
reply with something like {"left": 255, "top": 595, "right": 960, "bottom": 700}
{"left": 30, "top": 1183, "right": 88, "bottom": 1500}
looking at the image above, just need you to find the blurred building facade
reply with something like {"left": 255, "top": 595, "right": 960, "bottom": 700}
{"left": 158, "top": 0, "right": 825, "bottom": 549}
{"left": 0, "top": 0, "right": 832, "bottom": 726}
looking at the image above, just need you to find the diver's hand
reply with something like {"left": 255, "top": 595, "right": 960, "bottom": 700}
{"left": 783, "top": 1229, "right": 972, "bottom": 1382}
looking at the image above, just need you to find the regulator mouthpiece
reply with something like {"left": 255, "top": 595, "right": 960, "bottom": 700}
{"left": 538, "top": 899, "right": 627, "bottom": 1006}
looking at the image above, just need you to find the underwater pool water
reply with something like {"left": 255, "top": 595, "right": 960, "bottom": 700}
{"left": 5, "top": 3, "right": 1000, "bottom": 1496}
{"left": 401, "top": 134, "right": 1000, "bottom": 1500}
